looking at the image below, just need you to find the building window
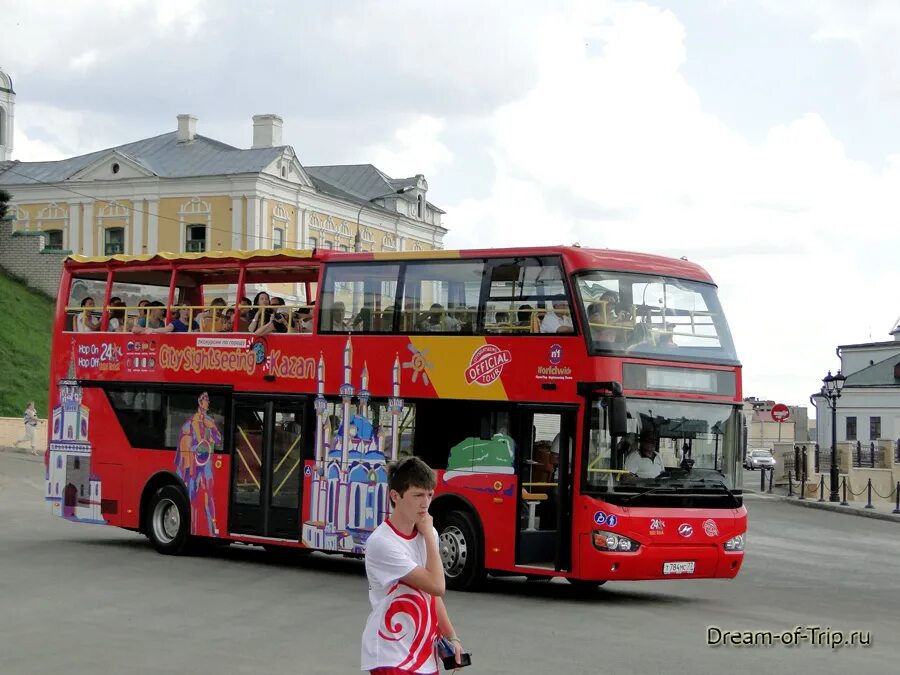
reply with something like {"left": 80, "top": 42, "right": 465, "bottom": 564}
{"left": 323, "top": 240, "right": 333, "bottom": 249}
{"left": 417, "top": 194, "right": 425, "bottom": 219}
{"left": 186, "top": 224, "right": 206, "bottom": 253}
{"left": 104, "top": 228, "right": 125, "bottom": 255}
{"left": 869, "top": 416, "right": 881, "bottom": 440}
{"left": 308, "top": 236, "right": 317, "bottom": 249}
{"left": 44, "top": 229, "right": 63, "bottom": 250}
{"left": 338, "top": 244, "right": 348, "bottom": 252}
{"left": 846, "top": 416, "right": 857, "bottom": 441}
{"left": 273, "top": 227, "right": 284, "bottom": 250}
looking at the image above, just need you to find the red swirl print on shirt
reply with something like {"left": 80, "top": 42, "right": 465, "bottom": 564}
{"left": 378, "top": 582, "right": 438, "bottom": 671}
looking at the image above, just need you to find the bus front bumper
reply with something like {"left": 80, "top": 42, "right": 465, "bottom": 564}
{"left": 578, "top": 535, "right": 744, "bottom": 581}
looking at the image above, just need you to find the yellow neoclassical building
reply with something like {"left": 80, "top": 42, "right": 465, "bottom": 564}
{"left": 0, "top": 74, "right": 446, "bottom": 267}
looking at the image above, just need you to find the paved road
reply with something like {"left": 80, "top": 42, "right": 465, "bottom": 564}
{"left": 1, "top": 451, "right": 897, "bottom": 674}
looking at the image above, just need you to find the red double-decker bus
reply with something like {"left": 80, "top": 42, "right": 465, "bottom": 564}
{"left": 46, "top": 245, "right": 746, "bottom": 589}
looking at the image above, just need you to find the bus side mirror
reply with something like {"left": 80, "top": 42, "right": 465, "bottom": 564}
{"left": 608, "top": 397, "right": 627, "bottom": 435}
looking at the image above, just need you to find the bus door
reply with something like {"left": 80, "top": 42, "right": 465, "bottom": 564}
{"left": 515, "top": 408, "right": 576, "bottom": 571}
{"left": 229, "top": 396, "right": 306, "bottom": 540}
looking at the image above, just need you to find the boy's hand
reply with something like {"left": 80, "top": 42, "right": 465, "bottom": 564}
{"left": 415, "top": 513, "right": 434, "bottom": 534}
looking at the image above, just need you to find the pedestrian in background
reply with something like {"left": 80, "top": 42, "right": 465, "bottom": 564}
{"left": 14, "top": 401, "right": 40, "bottom": 455}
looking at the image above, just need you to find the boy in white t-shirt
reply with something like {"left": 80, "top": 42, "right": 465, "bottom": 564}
{"left": 361, "top": 457, "right": 464, "bottom": 675}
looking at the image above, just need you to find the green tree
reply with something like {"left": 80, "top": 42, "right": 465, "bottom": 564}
{"left": 0, "top": 187, "right": 10, "bottom": 220}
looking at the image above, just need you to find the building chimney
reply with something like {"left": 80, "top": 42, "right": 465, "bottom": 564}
{"left": 252, "top": 114, "right": 283, "bottom": 148}
{"left": 176, "top": 114, "right": 197, "bottom": 143}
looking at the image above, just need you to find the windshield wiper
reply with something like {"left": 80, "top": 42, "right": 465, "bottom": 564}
{"left": 683, "top": 478, "right": 742, "bottom": 507}
{"left": 621, "top": 479, "right": 680, "bottom": 505}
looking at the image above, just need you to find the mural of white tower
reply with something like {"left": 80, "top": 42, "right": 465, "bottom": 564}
{"left": 0, "top": 67, "right": 15, "bottom": 162}
{"left": 46, "top": 341, "right": 104, "bottom": 523}
{"left": 302, "top": 341, "right": 400, "bottom": 553}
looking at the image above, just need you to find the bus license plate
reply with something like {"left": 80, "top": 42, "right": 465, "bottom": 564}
{"left": 663, "top": 561, "right": 695, "bottom": 575}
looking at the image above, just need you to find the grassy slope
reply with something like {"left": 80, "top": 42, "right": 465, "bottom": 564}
{"left": 0, "top": 272, "right": 53, "bottom": 417}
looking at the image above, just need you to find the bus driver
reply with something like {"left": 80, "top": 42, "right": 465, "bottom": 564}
{"left": 624, "top": 432, "right": 664, "bottom": 478}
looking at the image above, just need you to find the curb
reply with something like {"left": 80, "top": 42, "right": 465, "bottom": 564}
{"left": 745, "top": 490, "right": 900, "bottom": 523}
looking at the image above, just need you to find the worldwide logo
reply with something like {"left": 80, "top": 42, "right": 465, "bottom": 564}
{"left": 465, "top": 344, "right": 512, "bottom": 386}
{"left": 549, "top": 343, "right": 562, "bottom": 365}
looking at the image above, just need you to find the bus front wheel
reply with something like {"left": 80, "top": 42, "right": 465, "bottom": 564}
{"left": 147, "top": 485, "right": 191, "bottom": 555}
{"left": 566, "top": 578, "right": 607, "bottom": 591}
{"left": 438, "top": 510, "right": 484, "bottom": 591}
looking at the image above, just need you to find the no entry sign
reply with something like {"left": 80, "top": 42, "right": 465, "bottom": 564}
{"left": 771, "top": 403, "right": 790, "bottom": 423}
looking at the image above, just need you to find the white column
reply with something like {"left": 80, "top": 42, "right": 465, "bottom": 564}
{"left": 132, "top": 200, "right": 144, "bottom": 255}
{"left": 258, "top": 197, "right": 268, "bottom": 249}
{"left": 82, "top": 202, "right": 93, "bottom": 256}
{"left": 247, "top": 196, "right": 259, "bottom": 250}
{"left": 298, "top": 206, "right": 307, "bottom": 249}
{"left": 147, "top": 200, "right": 158, "bottom": 254}
{"left": 231, "top": 196, "right": 242, "bottom": 250}
{"left": 68, "top": 203, "right": 80, "bottom": 253}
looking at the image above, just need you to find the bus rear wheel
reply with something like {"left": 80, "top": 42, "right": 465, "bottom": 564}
{"left": 438, "top": 510, "right": 484, "bottom": 591}
{"left": 147, "top": 485, "right": 191, "bottom": 555}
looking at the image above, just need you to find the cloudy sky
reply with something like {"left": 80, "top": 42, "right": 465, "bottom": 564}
{"left": 4, "top": 0, "right": 899, "bottom": 411}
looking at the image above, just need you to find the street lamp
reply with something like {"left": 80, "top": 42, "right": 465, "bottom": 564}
{"left": 820, "top": 370, "right": 846, "bottom": 502}
{"left": 354, "top": 186, "right": 415, "bottom": 252}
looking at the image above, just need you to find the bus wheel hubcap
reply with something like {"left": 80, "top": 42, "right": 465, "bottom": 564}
{"left": 440, "top": 526, "right": 467, "bottom": 577}
{"left": 153, "top": 499, "right": 180, "bottom": 543}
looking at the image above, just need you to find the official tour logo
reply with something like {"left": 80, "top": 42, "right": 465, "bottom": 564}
{"left": 465, "top": 344, "right": 512, "bottom": 386}
{"left": 650, "top": 518, "right": 665, "bottom": 534}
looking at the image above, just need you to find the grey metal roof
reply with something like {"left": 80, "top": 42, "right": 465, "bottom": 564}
{"left": 305, "top": 164, "right": 398, "bottom": 202}
{"left": 306, "top": 164, "right": 445, "bottom": 214}
{"left": 844, "top": 352, "right": 900, "bottom": 387}
{"left": 0, "top": 132, "right": 286, "bottom": 186}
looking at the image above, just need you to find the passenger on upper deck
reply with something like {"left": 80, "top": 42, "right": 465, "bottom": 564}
{"left": 133, "top": 301, "right": 174, "bottom": 334}
{"left": 106, "top": 297, "right": 125, "bottom": 332}
{"left": 292, "top": 306, "right": 313, "bottom": 333}
{"left": 170, "top": 306, "right": 200, "bottom": 333}
{"left": 418, "top": 303, "right": 461, "bottom": 332}
{"left": 329, "top": 301, "right": 348, "bottom": 331}
{"left": 198, "top": 298, "right": 227, "bottom": 332}
{"left": 270, "top": 297, "right": 289, "bottom": 334}
{"left": 248, "top": 292, "right": 272, "bottom": 334}
{"left": 236, "top": 297, "right": 252, "bottom": 332}
{"left": 75, "top": 297, "right": 100, "bottom": 332}
{"left": 539, "top": 300, "right": 574, "bottom": 334}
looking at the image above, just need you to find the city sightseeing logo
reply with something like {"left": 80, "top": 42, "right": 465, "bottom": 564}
{"left": 465, "top": 344, "right": 512, "bottom": 386}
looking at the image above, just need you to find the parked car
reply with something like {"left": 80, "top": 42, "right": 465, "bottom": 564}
{"left": 744, "top": 449, "right": 776, "bottom": 471}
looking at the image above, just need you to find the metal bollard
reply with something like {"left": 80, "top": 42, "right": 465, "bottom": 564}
{"left": 840, "top": 476, "right": 849, "bottom": 506}
{"left": 818, "top": 474, "right": 825, "bottom": 502}
{"left": 760, "top": 467, "right": 766, "bottom": 492}
{"left": 893, "top": 481, "right": 900, "bottom": 515}
{"left": 787, "top": 473, "right": 793, "bottom": 497}
{"left": 767, "top": 468, "right": 774, "bottom": 494}
{"left": 865, "top": 478, "right": 874, "bottom": 509}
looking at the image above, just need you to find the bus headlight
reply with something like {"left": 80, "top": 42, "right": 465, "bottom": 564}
{"left": 724, "top": 534, "right": 745, "bottom": 551}
{"left": 592, "top": 530, "right": 640, "bottom": 552}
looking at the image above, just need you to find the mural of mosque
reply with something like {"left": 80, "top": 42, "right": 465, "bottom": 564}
{"left": 45, "top": 342, "right": 104, "bottom": 523}
{"left": 302, "top": 338, "right": 403, "bottom": 553}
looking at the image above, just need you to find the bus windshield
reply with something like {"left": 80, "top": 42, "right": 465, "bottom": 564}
{"left": 584, "top": 397, "right": 743, "bottom": 501}
{"left": 574, "top": 271, "right": 738, "bottom": 364}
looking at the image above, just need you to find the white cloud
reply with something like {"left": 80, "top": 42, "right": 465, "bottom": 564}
{"left": 444, "top": 0, "right": 900, "bottom": 406}
{"left": 367, "top": 116, "right": 453, "bottom": 178}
